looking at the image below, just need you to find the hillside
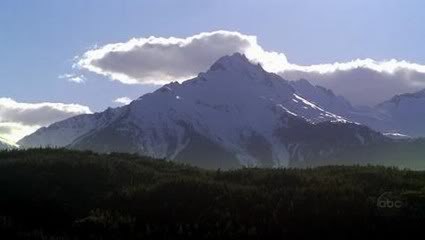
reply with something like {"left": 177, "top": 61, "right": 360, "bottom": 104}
{"left": 0, "top": 149, "right": 424, "bottom": 238}
{"left": 291, "top": 138, "right": 425, "bottom": 169}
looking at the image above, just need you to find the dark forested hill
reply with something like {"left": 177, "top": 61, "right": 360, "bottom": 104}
{"left": 0, "top": 149, "right": 424, "bottom": 239}
{"left": 290, "top": 138, "right": 425, "bottom": 169}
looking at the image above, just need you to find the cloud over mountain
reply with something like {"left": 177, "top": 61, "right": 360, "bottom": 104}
{"left": 280, "top": 60, "right": 425, "bottom": 106}
{"left": 75, "top": 31, "right": 288, "bottom": 84}
{"left": 76, "top": 31, "right": 425, "bottom": 106}
{"left": 0, "top": 98, "right": 92, "bottom": 142}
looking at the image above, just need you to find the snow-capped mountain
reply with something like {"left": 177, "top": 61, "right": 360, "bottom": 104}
{"left": 19, "top": 53, "right": 388, "bottom": 168}
{"left": 289, "top": 79, "right": 353, "bottom": 114}
{"left": 297, "top": 85, "right": 425, "bottom": 138}
{"left": 0, "top": 137, "right": 17, "bottom": 150}
{"left": 18, "top": 107, "right": 126, "bottom": 148}
{"left": 288, "top": 79, "right": 420, "bottom": 138}
{"left": 374, "top": 89, "right": 425, "bottom": 137}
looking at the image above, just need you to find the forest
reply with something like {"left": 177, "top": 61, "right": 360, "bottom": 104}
{"left": 0, "top": 148, "right": 424, "bottom": 239}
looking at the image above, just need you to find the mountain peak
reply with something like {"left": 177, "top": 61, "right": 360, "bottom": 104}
{"left": 208, "top": 52, "right": 260, "bottom": 72}
{"left": 384, "top": 88, "right": 425, "bottom": 106}
{"left": 216, "top": 52, "right": 249, "bottom": 63}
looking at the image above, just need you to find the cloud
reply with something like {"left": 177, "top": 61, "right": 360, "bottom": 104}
{"left": 76, "top": 30, "right": 425, "bottom": 106}
{"left": 59, "top": 73, "right": 86, "bottom": 83}
{"left": 0, "top": 122, "right": 39, "bottom": 144}
{"left": 279, "top": 59, "right": 425, "bottom": 106}
{"left": 75, "top": 31, "right": 288, "bottom": 84}
{"left": 114, "top": 97, "right": 132, "bottom": 105}
{"left": 0, "top": 98, "right": 92, "bottom": 143}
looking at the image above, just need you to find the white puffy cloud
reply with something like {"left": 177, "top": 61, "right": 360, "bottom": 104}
{"left": 0, "top": 98, "right": 92, "bottom": 143}
{"left": 279, "top": 59, "right": 425, "bottom": 106}
{"left": 76, "top": 30, "right": 425, "bottom": 106}
{"left": 0, "top": 122, "right": 39, "bottom": 144}
{"left": 76, "top": 31, "right": 288, "bottom": 84}
{"left": 59, "top": 73, "right": 86, "bottom": 83}
{"left": 114, "top": 97, "right": 132, "bottom": 105}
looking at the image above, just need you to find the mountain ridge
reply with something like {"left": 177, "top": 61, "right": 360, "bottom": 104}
{"left": 289, "top": 78, "right": 425, "bottom": 138}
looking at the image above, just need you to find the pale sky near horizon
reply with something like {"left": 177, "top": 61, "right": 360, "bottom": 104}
{"left": 1, "top": 0, "right": 425, "bottom": 142}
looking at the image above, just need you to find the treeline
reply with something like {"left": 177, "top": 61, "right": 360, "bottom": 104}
{"left": 291, "top": 138, "right": 425, "bottom": 169}
{"left": 0, "top": 148, "right": 424, "bottom": 239}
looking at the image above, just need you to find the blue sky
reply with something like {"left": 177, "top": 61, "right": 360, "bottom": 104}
{"left": 1, "top": 0, "right": 425, "bottom": 110}
{"left": 1, "top": 0, "right": 425, "bottom": 142}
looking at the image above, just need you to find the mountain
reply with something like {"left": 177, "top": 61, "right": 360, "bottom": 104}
{"left": 18, "top": 107, "right": 126, "bottom": 148}
{"left": 289, "top": 79, "right": 424, "bottom": 138}
{"left": 289, "top": 78, "right": 353, "bottom": 114}
{"left": 374, "top": 89, "right": 425, "bottom": 137}
{"left": 19, "top": 53, "right": 389, "bottom": 169}
{"left": 0, "top": 137, "right": 17, "bottom": 150}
